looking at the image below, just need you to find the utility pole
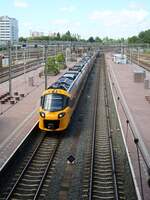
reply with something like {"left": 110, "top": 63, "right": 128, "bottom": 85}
{"left": 15, "top": 45, "right": 18, "bottom": 64}
{"left": 23, "top": 46, "right": 27, "bottom": 94}
{"left": 137, "top": 47, "right": 140, "bottom": 66}
{"left": 44, "top": 45, "right": 48, "bottom": 90}
{"left": 130, "top": 47, "right": 132, "bottom": 64}
{"left": 8, "top": 41, "right": 12, "bottom": 96}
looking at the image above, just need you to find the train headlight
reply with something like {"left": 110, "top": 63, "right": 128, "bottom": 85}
{"left": 58, "top": 112, "right": 65, "bottom": 118}
{"left": 40, "top": 111, "right": 45, "bottom": 118}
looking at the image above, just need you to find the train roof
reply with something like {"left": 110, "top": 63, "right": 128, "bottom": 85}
{"left": 47, "top": 54, "right": 93, "bottom": 92}
{"left": 63, "top": 73, "right": 78, "bottom": 80}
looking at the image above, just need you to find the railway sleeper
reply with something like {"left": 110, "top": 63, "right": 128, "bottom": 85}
{"left": 18, "top": 182, "right": 39, "bottom": 188}
{"left": 93, "top": 185, "right": 114, "bottom": 191}
{"left": 13, "top": 192, "right": 34, "bottom": 198}
{"left": 38, "top": 193, "right": 47, "bottom": 199}
{"left": 94, "top": 160, "right": 112, "bottom": 165}
{"left": 92, "top": 194, "right": 114, "bottom": 200}
{"left": 34, "top": 154, "right": 50, "bottom": 159}
{"left": 96, "top": 139, "right": 109, "bottom": 143}
{"left": 95, "top": 151, "right": 110, "bottom": 155}
{"left": 94, "top": 156, "right": 111, "bottom": 160}
{"left": 25, "top": 170, "right": 44, "bottom": 175}
{"left": 23, "top": 174, "right": 42, "bottom": 179}
{"left": 94, "top": 169, "right": 113, "bottom": 174}
{"left": 29, "top": 165, "right": 47, "bottom": 170}
{"left": 93, "top": 190, "right": 114, "bottom": 197}
{"left": 95, "top": 147, "right": 110, "bottom": 151}
{"left": 33, "top": 151, "right": 51, "bottom": 156}
{"left": 19, "top": 178, "right": 40, "bottom": 184}
{"left": 94, "top": 173, "right": 113, "bottom": 178}
{"left": 15, "top": 187, "right": 37, "bottom": 193}
{"left": 94, "top": 164, "right": 112, "bottom": 169}
{"left": 94, "top": 177, "right": 113, "bottom": 182}
{"left": 93, "top": 180, "right": 114, "bottom": 186}
{"left": 31, "top": 160, "right": 49, "bottom": 165}
{"left": 28, "top": 166, "right": 46, "bottom": 171}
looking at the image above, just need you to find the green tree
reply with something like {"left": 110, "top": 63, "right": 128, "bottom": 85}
{"left": 87, "top": 36, "right": 95, "bottom": 42}
{"left": 56, "top": 32, "right": 61, "bottom": 40}
{"left": 139, "top": 29, "right": 150, "bottom": 43}
{"left": 95, "top": 37, "right": 102, "bottom": 43}
{"left": 46, "top": 56, "right": 59, "bottom": 75}
{"left": 55, "top": 53, "right": 66, "bottom": 69}
{"left": 128, "top": 36, "right": 141, "bottom": 43}
{"left": 19, "top": 37, "right": 27, "bottom": 42}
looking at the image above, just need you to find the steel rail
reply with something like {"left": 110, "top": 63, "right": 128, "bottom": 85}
{"left": 103, "top": 62, "right": 119, "bottom": 200}
{"left": 5, "top": 133, "right": 46, "bottom": 200}
{"left": 88, "top": 57, "right": 100, "bottom": 200}
{"left": 33, "top": 139, "right": 60, "bottom": 200}
{"left": 88, "top": 55, "right": 119, "bottom": 199}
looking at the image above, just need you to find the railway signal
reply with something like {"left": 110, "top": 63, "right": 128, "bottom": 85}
{"left": 67, "top": 155, "right": 75, "bottom": 164}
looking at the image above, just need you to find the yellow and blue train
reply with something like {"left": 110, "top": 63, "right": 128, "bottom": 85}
{"left": 39, "top": 52, "right": 98, "bottom": 131}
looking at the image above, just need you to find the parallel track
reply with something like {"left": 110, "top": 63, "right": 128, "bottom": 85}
{"left": 82, "top": 55, "right": 125, "bottom": 200}
{"left": 0, "top": 54, "right": 136, "bottom": 200}
{"left": 5, "top": 134, "right": 60, "bottom": 200}
{"left": 126, "top": 53, "right": 150, "bottom": 71}
{"left": 0, "top": 59, "right": 43, "bottom": 84}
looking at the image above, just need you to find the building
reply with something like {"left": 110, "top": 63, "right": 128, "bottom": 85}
{"left": 112, "top": 54, "right": 128, "bottom": 64}
{"left": 30, "top": 31, "right": 44, "bottom": 37}
{"left": 49, "top": 32, "right": 57, "bottom": 37}
{"left": 0, "top": 16, "right": 18, "bottom": 43}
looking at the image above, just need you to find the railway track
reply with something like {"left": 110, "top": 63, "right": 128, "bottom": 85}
{"left": 82, "top": 55, "right": 127, "bottom": 200}
{"left": 0, "top": 59, "right": 43, "bottom": 84}
{"left": 0, "top": 46, "right": 66, "bottom": 83}
{"left": 0, "top": 53, "right": 138, "bottom": 199}
{"left": 126, "top": 52, "right": 150, "bottom": 71}
{"left": 4, "top": 133, "right": 60, "bottom": 200}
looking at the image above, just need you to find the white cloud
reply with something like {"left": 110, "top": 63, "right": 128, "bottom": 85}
{"left": 49, "top": 19, "right": 81, "bottom": 33}
{"left": 89, "top": 9, "right": 149, "bottom": 26}
{"left": 14, "top": 0, "right": 28, "bottom": 8}
{"left": 60, "top": 6, "right": 76, "bottom": 13}
{"left": 87, "top": 7, "right": 150, "bottom": 38}
{"left": 51, "top": 19, "right": 69, "bottom": 26}
{"left": 128, "top": 1, "right": 145, "bottom": 9}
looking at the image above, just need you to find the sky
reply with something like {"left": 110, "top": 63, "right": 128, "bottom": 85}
{"left": 1, "top": 0, "right": 150, "bottom": 39}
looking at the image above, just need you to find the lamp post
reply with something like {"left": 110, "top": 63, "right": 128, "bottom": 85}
{"left": 130, "top": 47, "right": 132, "bottom": 64}
{"left": 44, "top": 45, "right": 48, "bottom": 90}
{"left": 43, "top": 45, "right": 45, "bottom": 62}
{"left": 15, "top": 45, "right": 18, "bottom": 64}
{"left": 8, "top": 41, "right": 12, "bottom": 96}
{"left": 23, "top": 46, "right": 27, "bottom": 94}
{"left": 137, "top": 47, "right": 140, "bottom": 66}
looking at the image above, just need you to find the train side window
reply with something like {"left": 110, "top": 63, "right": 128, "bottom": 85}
{"left": 64, "top": 97, "right": 70, "bottom": 107}
{"left": 40, "top": 96, "right": 44, "bottom": 107}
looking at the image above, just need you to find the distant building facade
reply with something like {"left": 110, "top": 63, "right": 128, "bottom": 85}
{"left": 48, "top": 32, "right": 57, "bottom": 37}
{"left": 0, "top": 16, "right": 18, "bottom": 44}
{"left": 30, "top": 31, "right": 44, "bottom": 37}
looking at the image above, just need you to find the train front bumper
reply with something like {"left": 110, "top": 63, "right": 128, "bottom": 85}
{"left": 39, "top": 108, "right": 71, "bottom": 132}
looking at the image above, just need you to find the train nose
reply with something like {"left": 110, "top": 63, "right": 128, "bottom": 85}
{"left": 44, "top": 120, "right": 60, "bottom": 130}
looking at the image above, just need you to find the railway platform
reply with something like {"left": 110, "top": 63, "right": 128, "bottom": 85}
{"left": 0, "top": 60, "right": 77, "bottom": 170}
{"left": 106, "top": 52, "right": 150, "bottom": 199}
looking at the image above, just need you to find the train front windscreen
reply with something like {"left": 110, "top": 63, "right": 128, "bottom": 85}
{"left": 41, "top": 93, "right": 69, "bottom": 112}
